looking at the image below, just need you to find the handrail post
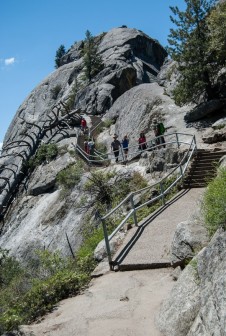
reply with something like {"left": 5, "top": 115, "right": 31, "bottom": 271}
{"left": 121, "top": 145, "right": 125, "bottom": 163}
{"left": 193, "top": 135, "right": 197, "bottom": 153}
{"left": 176, "top": 133, "right": 180, "bottom": 148}
{"left": 130, "top": 193, "right": 138, "bottom": 226}
{"left": 179, "top": 163, "right": 183, "bottom": 181}
{"left": 101, "top": 217, "right": 113, "bottom": 270}
{"left": 159, "top": 181, "right": 165, "bottom": 206}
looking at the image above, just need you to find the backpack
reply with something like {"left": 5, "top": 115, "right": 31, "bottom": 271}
{"left": 88, "top": 141, "right": 95, "bottom": 150}
{"left": 158, "top": 122, "right": 165, "bottom": 135}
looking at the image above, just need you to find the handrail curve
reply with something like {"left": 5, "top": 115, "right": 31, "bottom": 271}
{"left": 93, "top": 133, "right": 197, "bottom": 269}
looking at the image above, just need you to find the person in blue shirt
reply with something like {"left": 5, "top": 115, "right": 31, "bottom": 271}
{"left": 122, "top": 135, "right": 129, "bottom": 161}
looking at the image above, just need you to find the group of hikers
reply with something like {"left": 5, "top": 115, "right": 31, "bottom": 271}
{"left": 80, "top": 116, "right": 166, "bottom": 163}
{"left": 111, "top": 118, "right": 166, "bottom": 163}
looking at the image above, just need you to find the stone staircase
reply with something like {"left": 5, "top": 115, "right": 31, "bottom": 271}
{"left": 183, "top": 149, "right": 226, "bottom": 188}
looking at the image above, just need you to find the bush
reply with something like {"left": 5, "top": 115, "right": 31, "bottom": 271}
{"left": 202, "top": 167, "right": 226, "bottom": 236}
{"left": 56, "top": 161, "right": 84, "bottom": 191}
{"left": 0, "top": 249, "right": 90, "bottom": 333}
{"left": 103, "top": 119, "right": 114, "bottom": 128}
{"left": 51, "top": 85, "right": 62, "bottom": 99}
{"left": 28, "top": 143, "right": 58, "bottom": 169}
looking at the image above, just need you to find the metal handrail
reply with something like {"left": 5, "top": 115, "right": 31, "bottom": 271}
{"left": 96, "top": 133, "right": 197, "bottom": 269}
{"left": 76, "top": 132, "right": 194, "bottom": 165}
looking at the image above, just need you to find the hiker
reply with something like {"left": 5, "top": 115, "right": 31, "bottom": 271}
{"left": 88, "top": 138, "right": 95, "bottom": 160}
{"left": 111, "top": 134, "right": 121, "bottom": 163}
{"left": 153, "top": 118, "right": 165, "bottom": 148}
{"left": 84, "top": 140, "right": 89, "bottom": 155}
{"left": 121, "top": 135, "right": 129, "bottom": 161}
{"left": 80, "top": 117, "right": 87, "bottom": 133}
{"left": 138, "top": 132, "right": 147, "bottom": 151}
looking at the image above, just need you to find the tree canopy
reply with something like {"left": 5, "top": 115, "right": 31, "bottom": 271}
{"left": 168, "top": 0, "right": 219, "bottom": 105}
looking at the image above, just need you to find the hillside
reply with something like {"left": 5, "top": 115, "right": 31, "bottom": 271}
{"left": 1, "top": 24, "right": 226, "bottom": 336}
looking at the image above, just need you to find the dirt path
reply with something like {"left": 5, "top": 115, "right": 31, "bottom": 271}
{"left": 21, "top": 189, "right": 205, "bottom": 336}
{"left": 21, "top": 268, "right": 174, "bottom": 336}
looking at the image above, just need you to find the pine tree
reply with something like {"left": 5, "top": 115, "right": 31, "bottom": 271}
{"left": 207, "top": 1, "right": 226, "bottom": 66}
{"left": 55, "top": 45, "right": 66, "bottom": 69}
{"left": 168, "top": 0, "right": 217, "bottom": 105}
{"left": 82, "top": 30, "right": 103, "bottom": 82}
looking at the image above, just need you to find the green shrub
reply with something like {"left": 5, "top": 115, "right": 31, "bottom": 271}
{"left": 103, "top": 119, "right": 114, "bottom": 128}
{"left": 28, "top": 143, "right": 58, "bottom": 169}
{"left": 51, "top": 85, "right": 62, "bottom": 99}
{"left": 56, "top": 161, "right": 84, "bottom": 191}
{"left": 202, "top": 167, "right": 226, "bottom": 236}
{"left": 95, "top": 142, "right": 107, "bottom": 154}
{"left": 0, "top": 249, "right": 91, "bottom": 333}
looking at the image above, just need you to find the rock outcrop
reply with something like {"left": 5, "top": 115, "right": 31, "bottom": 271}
{"left": 0, "top": 27, "right": 168, "bottom": 261}
{"left": 158, "top": 229, "right": 226, "bottom": 336}
{"left": 171, "top": 220, "right": 209, "bottom": 266}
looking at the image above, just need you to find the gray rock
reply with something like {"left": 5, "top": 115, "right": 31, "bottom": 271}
{"left": 94, "top": 231, "right": 126, "bottom": 262}
{"left": 212, "top": 117, "right": 226, "bottom": 129}
{"left": 157, "top": 261, "right": 201, "bottom": 336}
{"left": 171, "top": 220, "right": 209, "bottom": 266}
{"left": 171, "top": 266, "right": 182, "bottom": 281}
{"left": 202, "top": 126, "right": 226, "bottom": 144}
{"left": 187, "top": 229, "right": 226, "bottom": 335}
{"left": 184, "top": 100, "right": 225, "bottom": 122}
{"left": 27, "top": 153, "right": 76, "bottom": 196}
{"left": 0, "top": 27, "right": 168, "bottom": 217}
{"left": 157, "top": 59, "right": 181, "bottom": 97}
{"left": 158, "top": 229, "right": 226, "bottom": 336}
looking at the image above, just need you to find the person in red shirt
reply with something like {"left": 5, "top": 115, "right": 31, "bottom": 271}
{"left": 80, "top": 117, "right": 87, "bottom": 133}
{"left": 138, "top": 132, "right": 147, "bottom": 151}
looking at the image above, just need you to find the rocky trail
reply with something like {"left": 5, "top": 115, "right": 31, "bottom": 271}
{"left": 21, "top": 188, "right": 205, "bottom": 336}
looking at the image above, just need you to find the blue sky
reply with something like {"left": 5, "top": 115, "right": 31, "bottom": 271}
{"left": 0, "top": 0, "right": 186, "bottom": 147}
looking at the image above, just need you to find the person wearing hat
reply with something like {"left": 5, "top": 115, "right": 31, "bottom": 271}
{"left": 153, "top": 118, "right": 165, "bottom": 148}
{"left": 111, "top": 135, "right": 121, "bottom": 163}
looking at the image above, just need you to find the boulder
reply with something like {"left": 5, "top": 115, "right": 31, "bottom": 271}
{"left": 171, "top": 220, "right": 209, "bottom": 266}
{"left": 157, "top": 261, "right": 201, "bottom": 336}
{"left": 27, "top": 152, "right": 76, "bottom": 196}
{"left": 187, "top": 229, "right": 226, "bottom": 335}
{"left": 212, "top": 117, "right": 226, "bottom": 129}
{"left": 157, "top": 59, "right": 181, "bottom": 97}
{"left": 94, "top": 231, "right": 126, "bottom": 262}
{"left": 202, "top": 126, "right": 226, "bottom": 143}
{"left": 158, "top": 229, "right": 226, "bottom": 336}
{"left": 184, "top": 100, "right": 225, "bottom": 122}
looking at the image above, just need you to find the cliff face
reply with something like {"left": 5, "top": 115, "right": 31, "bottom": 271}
{"left": 0, "top": 27, "right": 168, "bottom": 261}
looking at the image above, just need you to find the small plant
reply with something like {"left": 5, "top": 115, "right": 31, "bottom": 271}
{"left": 95, "top": 142, "right": 107, "bottom": 154}
{"left": 57, "top": 161, "right": 84, "bottom": 191}
{"left": 103, "top": 119, "right": 114, "bottom": 128}
{"left": 62, "top": 78, "right": 82, "bottom": 114}
{"left": 51, "top": 84, "right": 62, "bottom": 99}
{"left": 28, "top": 143, "right": 58, "bottom": 169}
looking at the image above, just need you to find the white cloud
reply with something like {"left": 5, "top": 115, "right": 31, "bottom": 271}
{"left": 5, "top": 57, "right": 15, "bottom": 65}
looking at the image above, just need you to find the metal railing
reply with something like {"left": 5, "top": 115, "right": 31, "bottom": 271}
{"left": 93, "top": 133, "right": 197, "bottom": 269}
{"left": 76, "top": 132, "right": 196, "bottom": 166}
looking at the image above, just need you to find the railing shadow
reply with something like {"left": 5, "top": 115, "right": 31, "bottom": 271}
{"left": 112, "top": 188, "right": 190, "bottom": 267}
